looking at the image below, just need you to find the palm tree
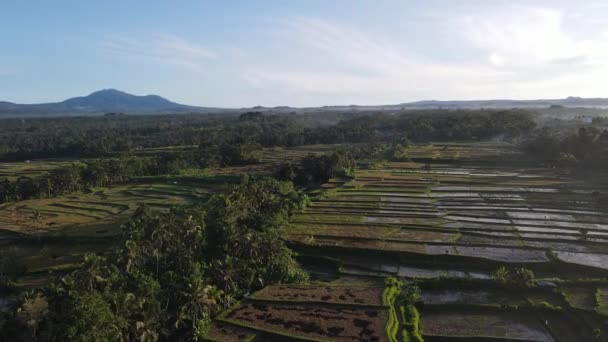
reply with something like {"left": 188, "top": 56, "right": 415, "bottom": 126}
{"left": 75, "top": 254, "right": 108, "bottom": 291}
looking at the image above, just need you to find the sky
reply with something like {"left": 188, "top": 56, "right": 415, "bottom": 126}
{"left": 2, "top": 0, "right": 608, "bottom": 107}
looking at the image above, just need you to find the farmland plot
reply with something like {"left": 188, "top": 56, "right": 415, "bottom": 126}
{"left": 0, "top": 159, "right": 81, "bottom": 181}
{"left": 419, "top": 310, "right": 555, "bottom": 341}
{"left": 0, "top": 182, "right": 220, "bottom": 234}
{"left": 219, "top": 283, "right": 389, "bottom": 342}
{"left": 0, "top": 181, "right": 225, "bottom": 288}
{"left": 278, "top": 142, "right": 608, "bottom": 341}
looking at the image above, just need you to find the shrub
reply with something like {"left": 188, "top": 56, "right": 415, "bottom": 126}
{"left": 491, "top": 266, "right": 535, "bottom": 288}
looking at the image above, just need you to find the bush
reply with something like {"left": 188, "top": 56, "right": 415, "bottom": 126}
{"left": 390, "top": 144, "right": 411, "bottom": 161}
{"left": 491, "top": 266, "right": 535, "bottom": 288}
{"left": 64, "top": 292, "right": 126, "bottom": 341}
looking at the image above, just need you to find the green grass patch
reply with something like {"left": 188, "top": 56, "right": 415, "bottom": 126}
{"left": 400, "top": 305, "right": 423, "bottom": 342}
{"left": 383, "top": 277, "right": 403, "bottom": 342}
{"left": 595, "top": 288, "right": 608, "bottom": 316}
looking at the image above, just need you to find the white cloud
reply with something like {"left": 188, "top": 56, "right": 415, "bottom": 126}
{"left": 102, "top": 33, "right": 216, "bottom": 72}
{"left": 456, "top": 6, "right": 608, "bottom": 71}
{"left": 463, "top": 9, "right": 576, "bottom": 63}
{"left": 488, "top": 54, "right": 506, "bottom": 68}
{"left": 243, "top": 17, "right": 512, "bottom": 104}
{"left": 452, "top": 4, "right": 608, "bottom": 96}
{"left": 242, "top": 5, "right": 608, "bottom": 105}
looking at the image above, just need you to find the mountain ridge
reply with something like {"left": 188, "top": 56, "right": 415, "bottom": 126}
{"left": 2, "top": 89, "right": 608, "bottom": 117}
{"left": 0, "top": 89, "right": 211, "bottom": 116}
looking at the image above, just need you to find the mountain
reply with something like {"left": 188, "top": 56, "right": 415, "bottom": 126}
{"left": 2, "top": 90, "right": 608, "bottom": 117}
{"left": 260, "top": 97, "right": 608, "bottom": 113}
{"left": 0, "top": 89, "right": 216, "bottom": 117}
{"left": 60, "top": 89, "right": 183, "bottom": 112}
{"left": 396, "top": 97, "right": 608, "bottom": 110}
{"left": 310, "top": 98, "right": 608, "bottom": 111}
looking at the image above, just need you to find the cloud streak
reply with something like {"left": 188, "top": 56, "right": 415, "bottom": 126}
{"left": 102, "top": 33, "right": 216, "bottom": 72}
{"left": 243, "top": 17, "right": 510, "bottom": 104}
{"left": 456, "top": 6, "right": 607, "bottom": 71}
{"left": 242, "top": 4, "right": 608, "bottom": 105}
{"left": 92, "top": 2, "right": 608, "bottom": 106}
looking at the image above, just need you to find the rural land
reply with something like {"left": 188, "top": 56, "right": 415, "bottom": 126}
{"left": 1, "top": 89, "right": 608, "bottom": 341}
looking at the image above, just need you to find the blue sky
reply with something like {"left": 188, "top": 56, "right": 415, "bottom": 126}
{"left": 2, "top": 0, "right": 608, "bottom": 107}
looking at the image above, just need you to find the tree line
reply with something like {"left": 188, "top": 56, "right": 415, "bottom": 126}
{"left": 0, "top": 109, "right": 536, "bottom": 161}
{"left": 523, "top": 127, "right": 608, "bottom": 168}
{"left": 0, "top": 156, "right": 191, "bottom": 204}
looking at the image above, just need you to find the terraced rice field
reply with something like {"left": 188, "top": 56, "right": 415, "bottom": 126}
{"left": 0, "top": 159, "right": 81, "bottom": 181}
{"left": 0, "top": 181, "right": 225, "bottom": 287}
{"left": 273, "top": 142, "right": 608, "bottom": 341}
{"left": 290, "top": 160, "right": 608, "bottom": 273}
{"left": 393, "top": 141, "right": 522, "bottom": 162}
{"left": 0, "top": 183, "right": 218, "bottom": 235}
{"left": 209, "top": 283, "right": 389, "bottom": 342}
{"left": 260, "top": 144, "right": 357, "bottom": 164}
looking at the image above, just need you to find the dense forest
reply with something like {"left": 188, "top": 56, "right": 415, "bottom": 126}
{"left": 524, "top": 126, "right": 608, "bottom": 168}
{"left": 0, "top": 110, "right": 534, "bottom": 161}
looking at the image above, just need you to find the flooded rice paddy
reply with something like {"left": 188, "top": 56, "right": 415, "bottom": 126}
{"left": 281, "top": 143, "right": 608, "bottom": 341}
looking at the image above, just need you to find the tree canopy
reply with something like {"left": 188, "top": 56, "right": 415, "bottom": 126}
{"left": 1, "top": 178, "right": 309, "bottom": 341}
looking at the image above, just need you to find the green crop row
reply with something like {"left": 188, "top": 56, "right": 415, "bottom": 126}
{"left": 383, "top": 277, "right": 403, "bottom": 342}
{"left": 400, "top": 304, "right": 423, "bottom": 342}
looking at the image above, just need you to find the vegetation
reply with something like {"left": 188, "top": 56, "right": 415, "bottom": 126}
{"left": 3, "top": 108, "right": 608, "bottom": 341}
{"left": 491, "top": 267, "right": 536, "bottom": 288}
{"left": 0, "top": 110, "right": 534, "bottom": 162}
{"left": 383, "top": 277, "right": 403, "bottom": 342}
{"left": 0, "top": 156, "right": 198, "bottom": 204}
{"left": 276, "top": 149, "right": 356, "bottom": 185}
{"left": 0, "top": 179, "right": 308, "bottom": 341}
{"left": 524, "top": 126, "right": 608, "bottom": 167}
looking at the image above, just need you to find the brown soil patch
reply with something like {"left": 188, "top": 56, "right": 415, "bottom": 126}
{"left": 253, "top": 284, "right": 384, "bottom": 306}
{"left": 225, "top": 302, "right": 387, "bottom": 341}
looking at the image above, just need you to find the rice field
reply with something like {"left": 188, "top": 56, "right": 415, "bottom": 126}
{"left": 6, "top": 142, "right": 608, "bottom": 340}
{"left": 0, "top": 182, "right": 220, "bottom": 235}
{"left": 278, "top": 142, "right": 608, "bottom": 341}
{"left": 290, "top": 159, "right": 608, "bottom": 271}
{"left": 0, "top": 179, "right": 226, "bottom": 288}
{"left": 0, "top": 159, "right": 82, "bottom": 181}
{"left": 216, "top": 282, "right": 390, "bottom": 342}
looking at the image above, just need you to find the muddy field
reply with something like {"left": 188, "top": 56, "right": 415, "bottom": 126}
{"left": 252, "top": 284, "right": 385, "bottom": 306}
{"left": 222, "top": 301, "right": 388, "bottom": 341}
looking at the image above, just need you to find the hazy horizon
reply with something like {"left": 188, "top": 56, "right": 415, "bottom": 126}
{"left": 2, "top": 0, "right": 608, "bottom": 107}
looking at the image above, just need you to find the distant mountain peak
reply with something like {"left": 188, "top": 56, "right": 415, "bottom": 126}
{"left": 59, "top": 89, "right": 186, "bottom": 112}
{"left": 88, "top": 88, "right": 129, "bottom": 96}
{"left": 0, "top": 89, "right": 207, "bottom": 116}
{"left": 2, "top": 90, "right": 608, "bottom": 118}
